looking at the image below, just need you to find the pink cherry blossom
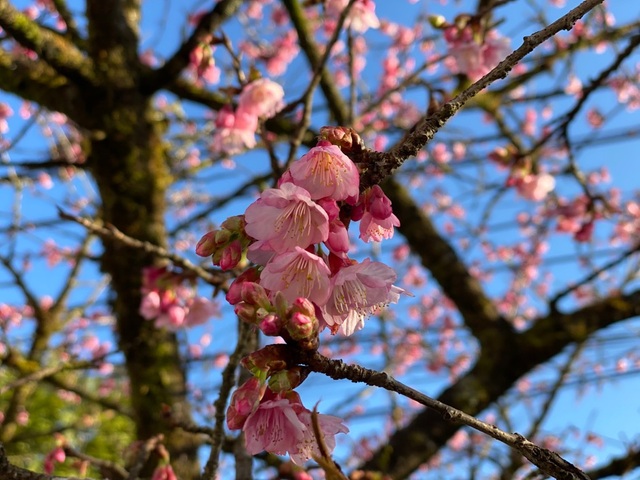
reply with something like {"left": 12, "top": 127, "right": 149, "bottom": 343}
{"left": 243, "top": 397, "right": 307, "bottom": 456}
{"left": 515, "top": 173, "right": 555, "bottom": 201}
{"left": 325, "top": 0, "right": 380, "bottom": 33}
{"left": 323, "top": 258, "right": 403, "bottom": 335}
{"left": 227, "top": 377, "right": 267, "bottom": 430}
{"left": 238, "top": 78, "right": 285, "bottom": 119}
{"left": 289, "top": 141, "right": 359, "bottom": 202}
{"left": 184, "top": 297, "right": 219, "bottom": 327}
{"left": 445, "top": 27, "right": 511, "bottom": 81}
{"left": 211, "top": 106, "right": 258, "bottom": 155}
{"left": 260, "top": 247, "right": 331, "bottom": 305}
{"left": 244, "top": 183, "right": 329, "bottom": 253}
{"left": 290, "top": 408, "right": 349, "bottom": 465}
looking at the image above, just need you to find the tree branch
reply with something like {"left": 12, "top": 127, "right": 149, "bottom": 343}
{"left": 300, "top": 351, "right": 590, "bottom": 480}
{"left": 361, "top": 289, "right": 640, "bottom": 478}
{"left": 356, "top": 0, "right": 607, "bottom": 188}
{"left": 142, "top": 0, "right": 244, "bottom": 93}
{"left": 0, "top": 0, "right": 93, "bottom": 84}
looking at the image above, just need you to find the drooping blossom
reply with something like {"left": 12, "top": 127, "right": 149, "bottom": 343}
{"left": 289, "top": 140, "right": 359, "bottom": 202}
{"left": 244, "top": 183, "right": 329, "bottom": 253}
{"left": 514, "top": 173, "right": 556, "bottom": 201}
{"left": 243, "top": 397, "right": 307, "bottom": 457}
{"left": 325, "top": 0, "right": 380, "bottom": 33}
{"left": 445, "top": 27, "right": 511, "bottom": 81}
{"left": 238, "top": 78, "right": 285, "bottom": 119}
{"left": 242, "top": 391, "right": 348, "bottom": 464}
{"left": 352, "top": 185, "right": 400, "bottom": 242}
{"left": 289, "top": 407, "right": 349, "bottom": 465}
{"left": 323, "top": 258, "right": 404, "bottom": 335}
{"left": 260, "top": 247, "right": 332, "bottom": 305}
{"left": 211, "top": 106, "right": 257, "bottom": 155}
{"left": 227, "top": 376, "right": 267, "bottom": 429}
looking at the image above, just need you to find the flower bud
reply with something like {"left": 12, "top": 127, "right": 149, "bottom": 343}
{"left": 235, "top": 302, "right": 257, "bottom": 324}
{"left": 319, "top": 126, "right": 365, "bottom": 155}
{"left": 241, "top": 282, "right": 271, "bottom": 309}
{"left": 195, "top": 231, "right": 217, "bottom": 257}
{"left": 226, "top": 268, "right": 261, "bottom": 305}
{"left": 259, "top": 314, "right": 282, "bottom": 336}
{"left": 226, "top": 377, "right": 266, "bottom": 430}
{"left": 286, "top": 311, "right": 318, "bottom": 341}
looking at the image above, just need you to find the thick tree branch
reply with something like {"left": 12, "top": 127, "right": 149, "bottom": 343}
{"left": 0, "top": 0, "right": 93, "bottom": 84}
{"left": 142, "top": 0, "right": 244, "bottom": 93}
{"left": 0, "top": 50, "right": 87, "bottom": 123}
{"left": 362, "top": 289, "right": 640, "bottom": 478}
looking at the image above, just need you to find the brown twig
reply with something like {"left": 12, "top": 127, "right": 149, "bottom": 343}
{"left": 299, "top": 350, "right": 591, "bottom": 480}
{"left": 58, "top": 208, "right": 228, "bottom": 287}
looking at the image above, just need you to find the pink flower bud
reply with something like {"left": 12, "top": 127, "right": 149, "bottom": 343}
{"left": 241, "top": 282, "right": 271, "bottom": 308}
{"left": 259, "top": 314, "right": 282, "bottom": 336}
{"left": 226, "top": 268, "right": 261, "bottom": 305}
{"left": 286, "top": 311, "right": 317, "bottom": 341}
{"left": 218, "top": 239, "right": 243, "bottom": 271}
{"left": 195, "top": 231, "right": 218, "bottom": 257}
{"left": 227, "top": 377, "right": 266, "bottom": 430}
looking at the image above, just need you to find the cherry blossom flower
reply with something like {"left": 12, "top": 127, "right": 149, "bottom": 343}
{"left": 325, "top": 0, "right": 380, "bottom": 33}
{"left": 514, "top": 173, "right": 556, "bottom": 201}
{"left": 243, "top": 397, "right": 307, "bottom": 457}
{"left": 289, "top": 140, "right": 359, "bottom": 202}
{"left": 211, "top": 106, "right": 258, "bottom": 155}
{"left": 244, "top": 183, "right": 329, "bottom": 253}
{"left": 238, "top": 78, "right": 285, "bottom": 119}
{"left": 445, "top": 27, "right": 511, "bottom": 81}
{"left": 260, "top": 247, "right": 332, "bottom": 305}
{"left": 290, "top": 407, "right": 349, "bottom": 464}
{"left": 353, "top": 185, "right": 400, "bottom": 242}
{"left": 323, "top": 258, "right": 404, "bottom": 335}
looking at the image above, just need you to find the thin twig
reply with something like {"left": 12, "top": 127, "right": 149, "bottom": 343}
{"left": 58, "top": 208, "right": 228, "bottom": 287}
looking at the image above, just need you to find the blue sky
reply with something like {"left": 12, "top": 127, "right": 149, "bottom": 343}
{"left": 1, "top": 0, "right": 640, "bottom": 477}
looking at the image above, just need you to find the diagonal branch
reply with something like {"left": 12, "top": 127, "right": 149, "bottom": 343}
{"left": 0, "top": 50, "right": 88, "bottom": 123}
{"left": 142, "top": 0, "right": 244, "bottom": 93}
{"left": 355, "top": 0, "right": 607, "bottom": 189}
{"left": 0, "top": 0, "right": 93, "bottom": 84}
{"left": 300, "top": 350, "right": 590, "bottom": 480}
{"left": 361, "top": 288, "right": 640, "bottom": 478}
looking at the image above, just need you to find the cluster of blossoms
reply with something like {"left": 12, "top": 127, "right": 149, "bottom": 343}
{"left": 436, "top": 16, "right": 511, "bottom": 81}
{"left": 138, "top": 266, "right": 219, "bottom": 330}
{"left": 197, "top": 126, "right": 405, "bottom": 464}
{"left": 211, "top": 78, "right": 285, "bottom": 155}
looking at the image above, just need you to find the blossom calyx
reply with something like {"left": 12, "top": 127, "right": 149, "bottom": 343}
{"left": 241, "top": 344, "right": 292, "bottom": 378}
{"left": 267, "top": 366, "right": 309, "bottom": 392}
